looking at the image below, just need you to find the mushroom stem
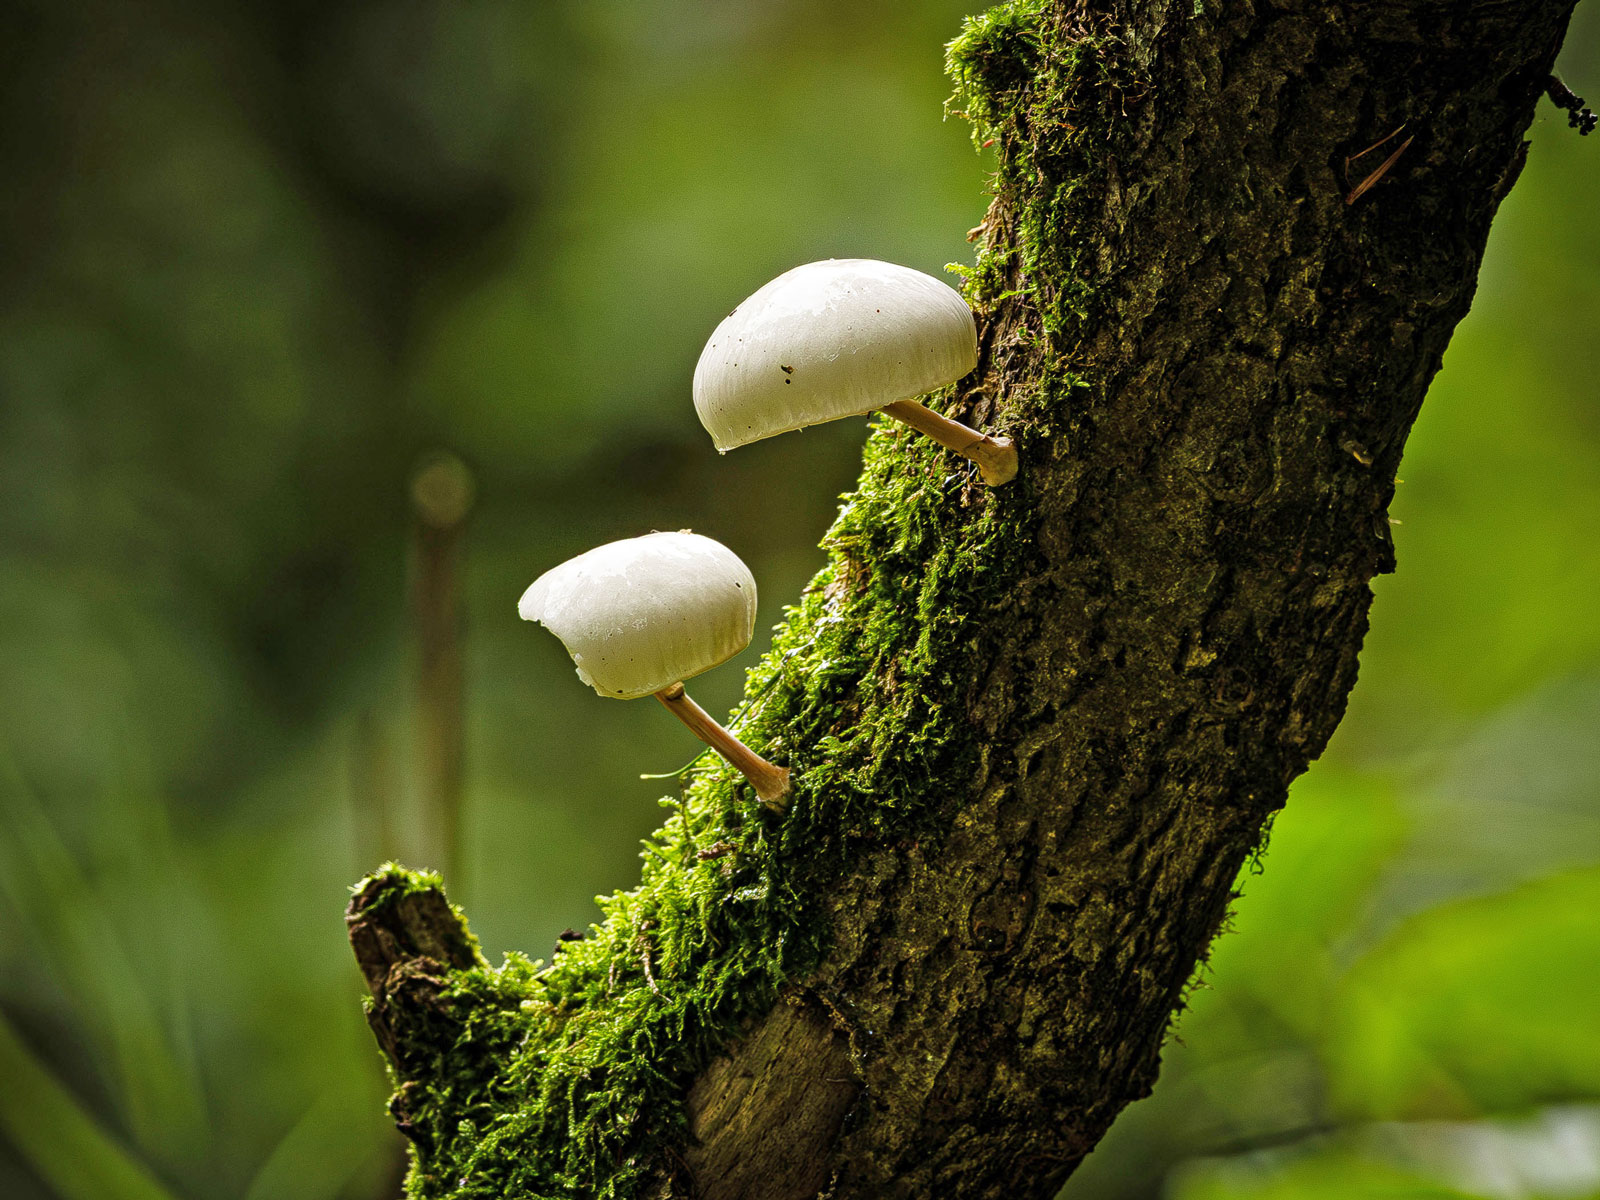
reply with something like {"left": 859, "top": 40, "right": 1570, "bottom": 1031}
{"left": 882, "top": 399, "right": 1018, "bottom": 486}
{"left": 654, "top": 683, "right": 791, "bottom": 810}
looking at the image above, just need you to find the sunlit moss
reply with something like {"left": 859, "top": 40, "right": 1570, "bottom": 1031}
{"left": 946, "top": 0, "right": 1135, "bottom": 345}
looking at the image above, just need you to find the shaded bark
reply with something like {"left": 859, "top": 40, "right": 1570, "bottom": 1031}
{"left": 350, "top": 2, "right": 1582, "bottom": 1197}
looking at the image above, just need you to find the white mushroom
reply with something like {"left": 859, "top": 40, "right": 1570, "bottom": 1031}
{"left": 519, "top": 531, "right": 790, "bottom": 806}
{"left": 693, "top": 258, "right": 1017, "bottom": 485}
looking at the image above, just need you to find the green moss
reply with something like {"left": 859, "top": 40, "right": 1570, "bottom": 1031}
{"left": 357, "top": 862, "right": 459, "bottom": 912}
{"left": 354, "top": 5, "right": 1140, "bottom": 1195}
{"left": 945, "top": 0, "right": 1052, "bottom": 140}
{"left": 946, "top": 1, "right": 1136, "bottom": 345}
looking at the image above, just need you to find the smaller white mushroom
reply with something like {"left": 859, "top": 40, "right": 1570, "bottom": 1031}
{"left": 693, "top": 258, "right": 1017, "bottom": 485}
{"left": 519, "top": 531, "right": 790, "bottom": 806}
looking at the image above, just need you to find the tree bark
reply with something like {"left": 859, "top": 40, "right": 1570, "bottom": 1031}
{"left": 348, "top": 2, "right": 1582, "bottom": 1197}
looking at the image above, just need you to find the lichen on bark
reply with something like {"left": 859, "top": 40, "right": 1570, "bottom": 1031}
{"left": 348, "top": 1, "right": 1583, "bottom": 1197}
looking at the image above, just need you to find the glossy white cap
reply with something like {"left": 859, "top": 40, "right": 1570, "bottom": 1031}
{"left": 693, "top": 259, "right": 978, "bottom": 451}
{"left": 518, "top": 532, "right": 757, "bottom": 700}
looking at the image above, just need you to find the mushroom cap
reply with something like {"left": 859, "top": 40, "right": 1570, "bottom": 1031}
{"left": 693, "top": 258, "right": 978, "bottom": 451}
{"left": 518, "top": 531, "right": 757, "bottom": 700}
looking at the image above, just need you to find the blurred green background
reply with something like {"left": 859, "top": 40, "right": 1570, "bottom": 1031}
{"left": 0, "top": 2, "right": 1594, "bottom": 1198}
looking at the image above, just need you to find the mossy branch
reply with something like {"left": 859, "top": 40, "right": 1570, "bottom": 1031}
{"left": 349, "top": 2, "right": 1584, "bottom": 1197}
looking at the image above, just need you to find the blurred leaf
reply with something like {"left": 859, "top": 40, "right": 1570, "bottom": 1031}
{"left": 1368, "top": 1105, "right": 1600, "bottom": 1199}
{"left": 0, "top": 756, "right": 209, "bottom": 1166}
{"left": 1326, "top": 867, "right": 1600, "bottom": 1121}
{"left": 0, "top": 1008, "right": 182, "bottom": 1200}
{"left": 1170, "top": 1148, "right": 1486, "bottom": 1200}
{"left": 242, "top": 1087, "right": 384, "bottom": 1200}
{"left": 1166, "top": 1106, "right": 1600, "bottom": 1200}
{"left": 1354, "top": 673, "right": 1600, "bottom": 942}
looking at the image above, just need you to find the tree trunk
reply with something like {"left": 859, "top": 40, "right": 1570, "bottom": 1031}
{"left": 346, "top": 2, "right": 1583, "bottom": 1197}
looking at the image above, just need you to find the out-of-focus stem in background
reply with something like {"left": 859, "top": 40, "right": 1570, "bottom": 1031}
{"left": 409, "top": 452, "right": 476, "bottom": 895}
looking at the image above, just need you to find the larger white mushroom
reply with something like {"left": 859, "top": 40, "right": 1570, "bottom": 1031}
{"left": 693, "top": 258, "right": 1018, "bottom": 485}
{"left": 518, "top": 531, "right": 790, "bottom": 807}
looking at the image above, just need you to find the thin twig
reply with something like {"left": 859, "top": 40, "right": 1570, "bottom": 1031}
{"left": 1346, "top": 135, "right": 1415, "bottom": 205}
{"left": 1346, "top": 124, "right": 1406, "bottom": 168}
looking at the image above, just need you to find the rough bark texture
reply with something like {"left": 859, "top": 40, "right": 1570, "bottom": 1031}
{"left": 348, "top": 2, "right": 1580, "bottom": 1198}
